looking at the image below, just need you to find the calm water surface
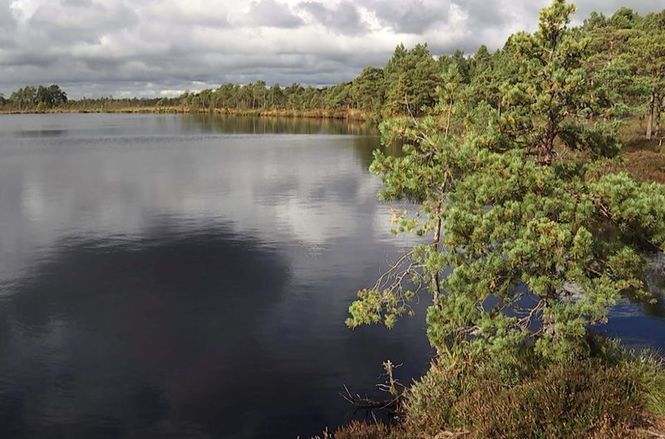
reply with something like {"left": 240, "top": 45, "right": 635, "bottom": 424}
{"left": 0, "top": 113, "right": 663, "bottom": 438}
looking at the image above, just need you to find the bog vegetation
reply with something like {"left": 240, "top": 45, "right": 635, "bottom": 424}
{"left": 335, "top": 1, "right": 665, "bottom": 438}
{"left": 3, "top": 1, "right": 665, "bottom": 437}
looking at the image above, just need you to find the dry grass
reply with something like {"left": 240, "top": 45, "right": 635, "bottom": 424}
{"left": 321, "top": 421, "right": 409, "bottom": 439}
{"left": 326, "top": 348, "right": 665, "bottom": 439}
{"left": 453, "top": 361, "right": 646, "bottom": 438}
{"left": 581, "top": 118, "right": 665, "bottom": 184}
{"left": 605, "top": 150, "right": 665, "bottom": 184}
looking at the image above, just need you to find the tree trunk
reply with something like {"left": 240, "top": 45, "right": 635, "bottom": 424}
{"left": 647, "top": 92, "right": 655, "bottom": 140}
{"left": 431, "top": 202, "right": 443, "bottom": 308}
{"left": 655, "top": 92, "right": 663, "bottom": 140}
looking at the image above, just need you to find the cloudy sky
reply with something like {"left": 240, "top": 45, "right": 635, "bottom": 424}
{"left": 1, "top": 0, "right": 663, "bottom": 98}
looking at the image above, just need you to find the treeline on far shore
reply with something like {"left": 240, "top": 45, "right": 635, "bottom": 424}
{"left": 1, "top": 5, "right": 664, "bottom": 138}
{"left": 0, "top": 96, "right": 370, "bottom": 121}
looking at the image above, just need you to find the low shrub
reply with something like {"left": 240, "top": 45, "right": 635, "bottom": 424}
{"left": 455, "top": 360, "right": 643, "bottom": 438}
{"left": 397, "top": 344, "right": 665, "bottom": 439}
{"left": 331, "top": 421, "right": 408, "bottom": 439}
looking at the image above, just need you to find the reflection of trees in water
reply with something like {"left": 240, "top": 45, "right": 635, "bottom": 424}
{"left": 351, "top": 133, "right": 406, "bottom": 170}
{"left": 642, "top": 252, "right": 665, "bottom": 318}
{"left": 351, "top": 135, "right": 381, "bottom": 169}
{"left": 180, "top": 113, "right": 387, "bottom": 171}
{"left": 180, "top": 114, "right": 377, "bottom": 136}
{"left": 647, "top": 253, "right": 665, "bottom": 292}
{"left": 619, "top": 253, "right": 665, "bottom": 319}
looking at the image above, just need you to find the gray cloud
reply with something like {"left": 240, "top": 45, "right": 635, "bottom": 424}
{"left": 28, "top": 1, "right": 138, "bottom": 44}
{"left": 0, "top": 1, "right": 15, "bottom": 25}
{"left": 245, "top": 0, "right": 304, "bottom": 28}
{"left": 298, "top": 1, "right": 367, "bottom": 35}
{"left": 369, "top": 0, "right": 452, "bottom": 33}
{"left": 0, "top": 0, "right": 663, "bottom": 98}
{"left": 453, "top": 0, "right": 513, "bottom": 27}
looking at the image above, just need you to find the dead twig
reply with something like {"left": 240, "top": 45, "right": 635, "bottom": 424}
{"left": 340, "top": 361, "right": 406, "bottom": 414}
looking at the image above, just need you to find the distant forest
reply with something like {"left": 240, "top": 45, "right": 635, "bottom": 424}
{"left": 1, "top": 6, "right": 663, "bottom": 140}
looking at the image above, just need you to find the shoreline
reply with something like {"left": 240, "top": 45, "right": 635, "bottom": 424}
{"left": 0, "top": 107, "right": 373, "bottom": 121}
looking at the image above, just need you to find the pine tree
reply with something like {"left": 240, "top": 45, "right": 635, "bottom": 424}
{"left": 347, "top": 0, "right": 665, "bottom": 364}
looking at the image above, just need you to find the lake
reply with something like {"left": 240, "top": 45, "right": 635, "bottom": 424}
{"left": 0, "top": 113, "right": 663, "bottom": 438}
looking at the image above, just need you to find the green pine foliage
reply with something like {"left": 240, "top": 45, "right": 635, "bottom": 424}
{"left": 345, "top": 2, "right": 665, "bottom": 435}
{"left": 5, "top": 84, "right": 67, "bottom": 111}
{"left": 340, "top": 0, "right": 665, "bottom": 438}
{"left": 349, "top": 0, "right": 665, "bottom": 363}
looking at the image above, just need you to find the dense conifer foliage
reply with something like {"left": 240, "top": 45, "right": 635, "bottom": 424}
{"left": 348, "top": 0, "right": 665, "bottom": 362}
{"left": 340, "top": 1, "right": 665, "bottom": 436}
{"left": 4, "top": 85, "right": 68, "bottom": 111}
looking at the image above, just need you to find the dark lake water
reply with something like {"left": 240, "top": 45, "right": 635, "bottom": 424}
{"left": 0, "top": 113, "right": 663, "bottom": 438}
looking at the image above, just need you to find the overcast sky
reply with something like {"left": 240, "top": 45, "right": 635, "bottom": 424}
{"left": 1, "top": 0, "right": 663, "bottom": 98}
